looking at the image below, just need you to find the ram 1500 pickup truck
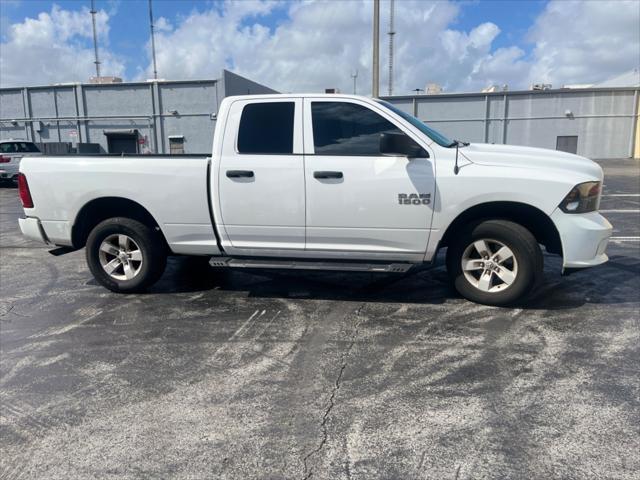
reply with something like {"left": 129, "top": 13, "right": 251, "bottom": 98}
{"left": 18, "top": 94, "right": 613, "bottom": 306}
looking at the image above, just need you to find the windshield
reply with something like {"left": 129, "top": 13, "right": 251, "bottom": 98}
{"left": 375, "top": 100, "right": 455, "bottom": 148}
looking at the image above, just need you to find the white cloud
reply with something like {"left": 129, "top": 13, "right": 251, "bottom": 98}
{"left": 527, "top": 0, "right": 640, "bottom": 87}
{"left": 142, "top": 0, "right": 639, "bottom": 94}
{"left": 0, "top": 5, "right": 125, "bottom": 87}
{"left": 154, "top": 16, "right": 173, "bottom": 33}
{"left": 146, "top": 1, "right": 518, "bottom": 93}
{"left": 142, "top": 0, "right": 476, "bottom": 93}
{"left": 138, "top": 1, "right": 280, "bottom": 82}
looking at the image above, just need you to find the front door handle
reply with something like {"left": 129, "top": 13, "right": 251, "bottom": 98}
{"left": 314, "top": 171, "right": 343, "bottom": 179}
{"left": 226, "top": 170, "right": 254, "bottom": 178}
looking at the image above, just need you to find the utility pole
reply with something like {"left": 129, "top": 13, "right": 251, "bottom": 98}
{"left": 372, "top": 0, "right": 380, "bottom": 98}
{"left": 387, "top": 0, "right": 395, "bottom": 96}
{"left": 351, "top": 70, "right": 358, "bottom": 95}
{"left": 90, "top": 0, "right": 101, "bottom": 78}
{"left": 148, "top": 0, "right": 158, "bottom": 80}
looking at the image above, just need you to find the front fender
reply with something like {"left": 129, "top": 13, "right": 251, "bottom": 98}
{"left": 425, "top": 163, "right": 591, "bottom": 261}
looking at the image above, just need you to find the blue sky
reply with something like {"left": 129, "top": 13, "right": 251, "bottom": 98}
{"left": 455, "top": 1, "right": 546, "bottom": 51}
{"left": 1, "top": 0, "right": 638, "bottom": 93}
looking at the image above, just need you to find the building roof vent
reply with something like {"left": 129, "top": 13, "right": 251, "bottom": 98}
{"left": 89, "top": 76, "right": 123, "bottom": 84}
{"left": 425, "top": 83, "right": 442, "bottom": 95}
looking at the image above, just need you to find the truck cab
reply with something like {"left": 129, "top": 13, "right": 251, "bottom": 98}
{"left": 18, "top": 94, "right": 613, "bottom": 306}
{"left": 213, "top": 95, "right": 435, "bottom": 260}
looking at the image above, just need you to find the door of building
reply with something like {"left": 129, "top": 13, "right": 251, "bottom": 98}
{"left": 556, "top": 136, "right": 578, "bottom": 154}
{"left": 106, "top": 132, "right": 139, "bottom": 154}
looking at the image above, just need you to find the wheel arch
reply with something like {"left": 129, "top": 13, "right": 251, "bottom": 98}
{"left": 439, "top": 201, "right": 562, "bottom": 257}
{"left": 72, "top": 197, "right": 168, "bottom": 250}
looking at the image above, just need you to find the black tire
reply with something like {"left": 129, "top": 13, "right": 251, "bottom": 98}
{"left": 446, "top": 219, "right": 543, "bottom": 306}
{"left": 86, "top": 217, "right": 167, "bottom": 293}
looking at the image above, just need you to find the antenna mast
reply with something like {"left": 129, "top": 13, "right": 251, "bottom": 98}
{"left": 148, "top": 0, "right": 158, "bottom": 79}
{"left": 90, "top": 0, "right": 101, "bottom": 78}
{"left": 387, "top": 0, "right": 395, "bottom": 96}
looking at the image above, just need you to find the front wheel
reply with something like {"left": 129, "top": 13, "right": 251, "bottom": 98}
{"left": 86, "top": 217, "right": 167, "bottom": 293}
{"left": 446, "top": 220, "right": 543, "bottom": 306}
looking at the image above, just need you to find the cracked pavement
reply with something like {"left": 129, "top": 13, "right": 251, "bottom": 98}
{"left": 303, "top": 306, "right": 364, "bottom": 480}
{"left": 1, "top": 159, "right": 639, "bottom": 479}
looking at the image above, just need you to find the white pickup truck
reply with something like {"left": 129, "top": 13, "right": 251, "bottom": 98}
{"left": 18, "top": 94, "right": 612, "bottom": 306}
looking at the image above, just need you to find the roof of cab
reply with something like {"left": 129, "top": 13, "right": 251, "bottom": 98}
{"left": 223, "top": 93, "right": 375, "bottom": 102}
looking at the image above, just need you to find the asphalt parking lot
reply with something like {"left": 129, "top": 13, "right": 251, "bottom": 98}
{"left": 1, "top": 159, "right": 638, "bottom": 480}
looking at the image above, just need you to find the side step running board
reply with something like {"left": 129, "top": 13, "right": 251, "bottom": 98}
{"left": 209, "top": 257, "right": 413, "bottom": 273}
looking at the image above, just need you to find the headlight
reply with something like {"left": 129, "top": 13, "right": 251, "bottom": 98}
{"left": 559, "top": 181, "right": 601, "bottom": 213}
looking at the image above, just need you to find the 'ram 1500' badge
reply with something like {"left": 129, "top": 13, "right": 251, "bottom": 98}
{"left": 398, "top": 193, "right": 431, "bottom": 205}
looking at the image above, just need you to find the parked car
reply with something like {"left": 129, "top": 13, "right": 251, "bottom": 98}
{"left": 17, "top": 94, "right": 612, "bottom": 305}
{"left": 0, "top": 139, "right": 41, "bottom": 185}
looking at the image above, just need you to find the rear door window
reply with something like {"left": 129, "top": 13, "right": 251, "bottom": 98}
{"left": 237, "top": 102, "right": 295, "bottom": 154}
{"left": 18, "top": 142, "right": 40, "bottom": 152}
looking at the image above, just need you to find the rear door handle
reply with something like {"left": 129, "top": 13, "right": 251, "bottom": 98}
{"left": 314, "top": 171, "right": 343, "bottom": 179}
{"left": 226, "top": 170, "right": 254, "bottom": 178}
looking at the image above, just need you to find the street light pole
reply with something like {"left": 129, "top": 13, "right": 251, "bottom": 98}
{"left": 372, "top": 0, "right": 380, "bottom": 98}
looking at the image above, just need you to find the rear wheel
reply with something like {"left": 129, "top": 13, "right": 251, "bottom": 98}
{"left": 86, "top": 217, "right": 167, "bottom": 293}
{"left": 446, "top": 220, "right": 543, "bottom": 306}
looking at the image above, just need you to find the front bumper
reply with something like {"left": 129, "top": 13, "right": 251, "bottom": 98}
{"left": 18, "top": 217, "right": 50, "bottom": 245}
{"left": 550, "top": 209, "right": 612, "bottom": 270}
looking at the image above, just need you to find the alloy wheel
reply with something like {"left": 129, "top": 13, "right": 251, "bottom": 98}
{"left": 461, "top": 238, "right": 518, "bottom": 293}
{"left": 98, "top": 234, "right": 143, "bottom": 281}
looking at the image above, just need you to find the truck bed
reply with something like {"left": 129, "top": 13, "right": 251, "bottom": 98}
{"left": 19, "top": 155, "right": 221, "bottom": 255}
{"left": 38, "top": 153, "right": 210, "bottom": 158}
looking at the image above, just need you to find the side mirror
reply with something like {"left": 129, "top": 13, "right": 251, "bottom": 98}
{"left": 380, "top": 132, "right": 428, "bottom": 158}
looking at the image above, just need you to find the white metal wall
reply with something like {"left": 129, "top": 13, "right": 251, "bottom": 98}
{"left": 383, "top": 88, "right": 639, "bottom": 159}
{"left": 0, "top": 70, "right": 276, "bottom": 154}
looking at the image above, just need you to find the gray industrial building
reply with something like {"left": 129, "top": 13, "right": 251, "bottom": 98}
{"left": 1, "top": 71, "right": 638, "bottom": 159}
{"left": 0, "top": 70, "right": 276, "bottom": 155}
{"left": 383, "top": 86, "right": 639, "bottom": 159}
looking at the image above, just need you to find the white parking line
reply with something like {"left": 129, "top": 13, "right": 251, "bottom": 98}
{"left": 602, "top": 194, "right": 640, "bottom": 197}
{"left": 600, "top": 209, "right": 640, "bottom": 213}
{"left": 610, "top": 236, "right": 640, "bottom": 242}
